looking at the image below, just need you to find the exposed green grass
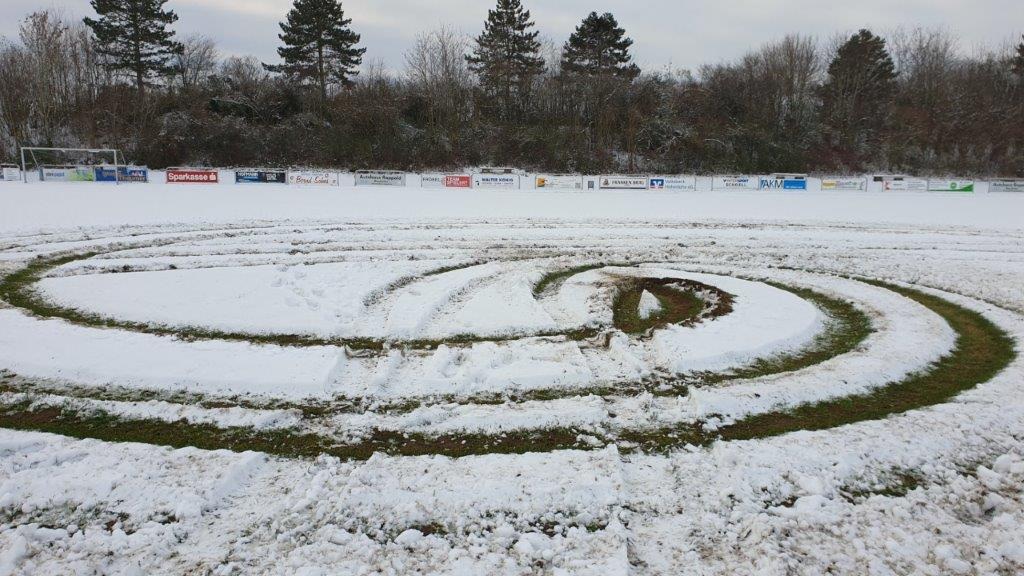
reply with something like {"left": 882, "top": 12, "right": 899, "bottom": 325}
{"left": 532, "top": 263, "right": 608, "bottom": 297}
{"left": 0, "top": 406, "right": 594, "bottom": 460}
{"left": 611, "top": 278, "right": 732, "bottom": 335}
{"left": 0, "top": 252, "right": 600, "bottom": 351}
{"left": 697, "top": 282, "right": 873, "bottom": 385}
{"left": 1, "top": 282, "right": 1011, "bottom": 461}
{"left": 624, "top": 281, "right": 1016, "bottom": 451}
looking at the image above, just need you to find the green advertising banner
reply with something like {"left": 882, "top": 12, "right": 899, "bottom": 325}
{"left": 927, "top": 180, "right": 974, "bottom": 192}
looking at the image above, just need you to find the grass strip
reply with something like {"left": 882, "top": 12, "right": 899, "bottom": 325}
{"left": 0, "top": 283, "right": 1012, "bottom": 460}
{"left": 623, "top": 281, "right": 1016, "bottom": 450}
{"left": 0, "top": 252, "right": 600, "bottom": 351}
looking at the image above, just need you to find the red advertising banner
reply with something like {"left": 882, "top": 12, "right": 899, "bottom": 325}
{"left": 167, "top": 170, "right": 219, "bottom": 184}
{"left": 444, "top": 175, "right": 471, "bottom": 188}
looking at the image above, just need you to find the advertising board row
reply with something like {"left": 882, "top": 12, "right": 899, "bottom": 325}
{"left": 12, "top": 168, "right": 1021, "bottom": 193}
{"left": 41, "top": 166, "right": 149, "bottom": 183}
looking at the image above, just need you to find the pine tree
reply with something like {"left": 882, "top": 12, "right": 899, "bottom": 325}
{"left": 561, "top": 12, "right": 639, "bottom": 80}
{"left": 1013, "top": 35, "right": 1024, "bottom": 76}
{"left": 820, "top": 29, "right": 898, "bottom": 155}
{"left": 84, "top": 0, "right": 182, "bottom": 97}
{"left": 267, "top": 0, "right": 365, "bottom": 102}
{"left": 466, "top": 0, "right": 545, "bottom": 120}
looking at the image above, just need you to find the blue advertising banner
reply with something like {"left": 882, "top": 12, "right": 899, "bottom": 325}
{"left": 236, "top": 170, "right": 288, "bottom": 184}
{"left": 94, "top": 167, "right": 149, "bottom": 183}
{"left": 759, "top": 177, "right": 807, "bottom": 190}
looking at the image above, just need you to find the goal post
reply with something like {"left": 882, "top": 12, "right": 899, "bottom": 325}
{"left": 20, "top": 147, "right": 124, "bottom": 184}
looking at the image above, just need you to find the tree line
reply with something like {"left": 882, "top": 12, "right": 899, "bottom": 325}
{"left": 0, "top": 0, "right": 1022, "bottom": 176}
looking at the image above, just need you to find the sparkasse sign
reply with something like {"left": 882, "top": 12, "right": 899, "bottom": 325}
{"left": 167, "top": 169, "right": 219, "bottom": 183}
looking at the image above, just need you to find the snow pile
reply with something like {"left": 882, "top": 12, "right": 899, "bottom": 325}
{"left": 637, "top": 290, "right": 662, "bottom": 319}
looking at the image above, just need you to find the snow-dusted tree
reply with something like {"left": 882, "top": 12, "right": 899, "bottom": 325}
{"left": 1013, "top": 35, "right": 1024, "bottom": 76}
{"left": 267, "top": 0, "right": 365, "bottom": 102}
{"left": 466, "top": 0, "right": 545, "bottom": 120}
{"left": 561, "top": 12, "right": 639, "bottom": 81}
{"left": 83, "top": 0, "right": 181, "bottom": 97}
{"left": 820, "top": 29, "right": 898, "bottom": 154}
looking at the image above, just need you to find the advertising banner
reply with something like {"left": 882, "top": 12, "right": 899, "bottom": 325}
{"left": 759, "top": 176, "right": 807, "bottom": 190}
{"left": 927, "top": 180, "right": 975, "bottom": 193}
{"left": 40, "top": 168, "right": 69, "bottom": 182}
{"left": 67, "top": 167, "right": 96, "bottom": 182}
{"left": 599, "top": 176, "right": 648, "bottom": 190}
{"left": 167, "top": 169, "right": 219, "bottom": 184}
{"left": 355, "top": 171, "right": 406, "bottom": 186}
{"left": 287, "top": 171, "right": 339, "bottom": 186}
{"left": 93, "top": 167, "right": 149, "bottom": 183}
{"left": 989, "top": 180, "right": 1024, "bottom": 193}
{"left": 444, "top": 175, "right": 472, "bottom": 188}
{"left": 821, "top": 177, "right": 865, "bottom": 191}
{"left": 472, "top": 173, "right": 520, "bottom": 189}
{"left": 535, "top": 175, "right": 583, "bottom": 190}
{"left": 2, "top": 167, "right": 21, "bottom": 181}
{"left": 712, "top": 176, "right": 759, "bottom": 190}
{"left": 119, "top": 167, "right": 149, "bottom": 183}
{"left": 648, "top": 176, "right": 697, "bottom": 190}
{"left": 883, "top": 179, "right": 927, "bottom": 191}
{"left": 420, "top": 174, "right": 444, "bottom": 188}
{"left": 235, "top": 170, "right": 288, "bottom": 184}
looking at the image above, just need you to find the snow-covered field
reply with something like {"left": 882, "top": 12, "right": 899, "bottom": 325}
{"left": 0, "top": 182, "right": 1023, "bottom": 575}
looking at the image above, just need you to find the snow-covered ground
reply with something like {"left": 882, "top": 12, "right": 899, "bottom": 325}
{"left": 0, "top": 182, "right": 1023, "bottom": 574}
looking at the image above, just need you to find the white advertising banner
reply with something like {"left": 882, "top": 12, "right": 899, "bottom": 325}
{"left": 41, "top": 168, "right": 71, "bottom": 182}
{"left": 883, "top": 179, "right": 927, "bottom": 191}
{"left": 821, "top": 177, "right": 866, "bottom": 191}
{"left": 598, "top": 176, "right": 648, "bottom": 190}
{"left": 287, "top": 171, "right": 339, "bottom": 186}
{"left": 535, "top": 175, "right": 583, "bottom": 190}
{"left": 712, "top": 176, "right": 759, "bottom": 190}
{"left": 927, "top": 180, "right": 975, "bottom": 193}
{"left": 989, "top": 180, "right": 1024, "bottom": 193}
{"left": 354, "top": 171, "right": 406, "bottom": 186}
{"left": 472, "top": 173, "right": 520, "bottom": 189}
{"left": 1, "top": 167, "right": 20, "bottom": 181}
{"left": 420, "top": 174, "right": 445, "bottom": 188}
{"left": 648, "top": 176, "right": 697, "bottom": 190}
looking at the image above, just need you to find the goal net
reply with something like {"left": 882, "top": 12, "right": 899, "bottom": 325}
{"left": 20, "top": 147, "right": 124, "bottom": 183}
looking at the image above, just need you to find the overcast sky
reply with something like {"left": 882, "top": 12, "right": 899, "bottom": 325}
{"left": 2, "top": 0, "right": 1021, "bottom": 72}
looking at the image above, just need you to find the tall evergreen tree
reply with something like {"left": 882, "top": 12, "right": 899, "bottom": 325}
{"left": 267, "top": 0, "right": 365, "bottom": 102}
{"left": 561, "top": 12, "right": 639, "bottom": 80}
{"left": 83, "top": 0, "right": 182, "bottom": 97}
{"left": 1013, "top": 35, "right": 1024, "bottom": 76}
{"left": 466, "top": 0, "right": 545, "bottom": 120}
{"left": 820, "top": 29, "right": 898, "bottom": 157}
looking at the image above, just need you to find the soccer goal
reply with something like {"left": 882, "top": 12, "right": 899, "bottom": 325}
{"left": 20, "top": 147, "right": 124, "bottom": 183}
